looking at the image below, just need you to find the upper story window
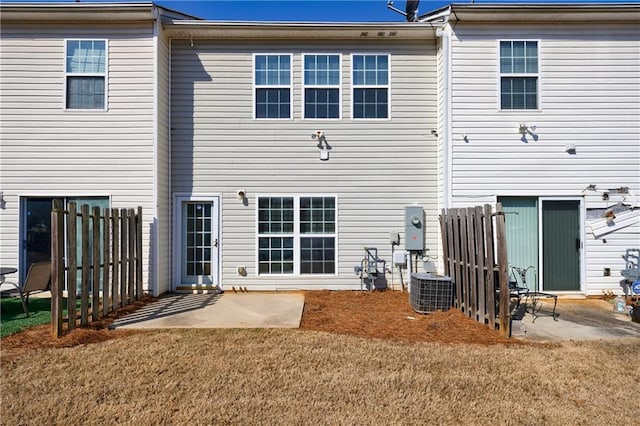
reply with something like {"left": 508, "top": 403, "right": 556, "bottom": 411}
{"left": 258, "top": 196, "right": 336, "bottom": 275}
{"left": 254, "top": 54, "right": 291, "bottom": 119}
{"left": 303, "top": 54, "right": 341, "bottom": 119}
{"left": 500, "top": 41, "right": 538, "bottom": 110}
{"left": 352, "top": 54, "right": 389, "bottom": 119}
{"left": 65, "top": 39, "right": 107, "bottom": 110}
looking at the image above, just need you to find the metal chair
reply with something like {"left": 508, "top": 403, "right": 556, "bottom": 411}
{"left": 510, "top": 265, "right": 558, "bottom": 321}
{"left": 0, "top": 262, "right": 51, "bottom": 317}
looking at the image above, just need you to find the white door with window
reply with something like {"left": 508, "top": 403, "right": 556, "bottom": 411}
{"left": 174, "top": 196, "right": 220, "bottom": 289}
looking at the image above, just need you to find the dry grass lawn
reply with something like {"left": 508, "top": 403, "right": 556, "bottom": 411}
{"left": 1, "top": 291, "right": 639, "bottom": 425}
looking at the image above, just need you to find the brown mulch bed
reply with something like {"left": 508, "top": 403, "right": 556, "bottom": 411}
{"left": 300, "top": 290, "right": 517, "bottom": 345}
{"left": 0, "top": 297, "right": 154, "bottom": 359}
{"left": 1, "top": 290, "right": 518, "bottom": 357}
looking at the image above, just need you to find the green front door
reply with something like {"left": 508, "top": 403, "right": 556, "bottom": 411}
{"left": 542, "top": 200, "right": 581, "bottom": 291}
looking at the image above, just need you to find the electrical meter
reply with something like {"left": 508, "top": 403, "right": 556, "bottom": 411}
{"left": 404, "top": 206, "right": 424, "bottom": 251}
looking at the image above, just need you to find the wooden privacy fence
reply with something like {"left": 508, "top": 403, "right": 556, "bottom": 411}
{"left": 439, "top": 204, "right": 511, "bottom": 337}
{"left": 50, "top": 200, "right": 143, "bottom": 337}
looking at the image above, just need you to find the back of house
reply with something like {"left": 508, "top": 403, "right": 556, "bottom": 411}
{"left": 164, "top": 21, "right": 440, "bottom": 291}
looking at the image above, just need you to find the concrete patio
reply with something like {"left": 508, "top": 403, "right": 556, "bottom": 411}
{"left": 110, "top": 292, "right": 304, "bottom": 329}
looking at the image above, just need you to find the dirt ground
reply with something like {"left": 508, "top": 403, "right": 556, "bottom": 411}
{"left": 1, "top": 290, "right": 519, "bottom": 357}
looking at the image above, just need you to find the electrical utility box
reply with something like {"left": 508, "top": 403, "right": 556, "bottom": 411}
{"left": 404, "top": 206, "right": 425, "bottom": 251}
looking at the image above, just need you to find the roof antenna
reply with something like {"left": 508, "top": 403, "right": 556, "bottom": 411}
{"left": 387, "top": 1, "right": 420, "bottom": 22}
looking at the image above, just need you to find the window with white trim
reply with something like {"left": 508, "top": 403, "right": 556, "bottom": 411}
{"left": 258, "top": 196, "right": 336, "bottom": 275}
{"left": 352, "top": 54, "right": 389, "bottom": 119}
{"left": 65, "top": 40, "right": 106, "bottom": 109}
{"left": 500, "top": 41, "right": 538, "bottom": 110}
{"left": 303, "top": 54, "right": 341, "bottom": 119}
{"left": 254, "top": 54, "right": 291, "bottom": 119}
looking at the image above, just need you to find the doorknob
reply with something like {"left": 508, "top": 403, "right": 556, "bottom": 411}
{"left": 214, "top": 238, "right": 218, "bottom": 247}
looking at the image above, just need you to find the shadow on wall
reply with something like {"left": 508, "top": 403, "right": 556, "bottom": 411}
{"left": 170, "top": 39, "right": 213, "bottom": 195}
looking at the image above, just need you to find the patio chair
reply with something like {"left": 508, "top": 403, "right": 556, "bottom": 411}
{"left": 508, "top": 266, "right": 531, "bottom": 313}
{"left": 0, "top": 262, "right": 51, "bottom": 317}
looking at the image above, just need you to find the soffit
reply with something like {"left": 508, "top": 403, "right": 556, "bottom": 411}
{"left": 163, "top": 21, "right": 438, "bottom": 41}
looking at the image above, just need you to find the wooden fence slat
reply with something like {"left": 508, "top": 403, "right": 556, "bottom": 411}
{"left": 120, "top": 208, "right": 128, "bottom": 308}
{"left": 439, "top": 211, "right": 449, "bottom": 276}
{"left": 467, "top": 207, "right": 478, "bottom": 321}
{"left": 112, "top": 209, "right": 120, "bottom": 311}
{"left": 136, "top": 206, "right": 143, "bottom": 300}
{"left": 128, "top": 208, "right": 135, "bottom": 303}
{"left": 475, "top": 206, "right": 486, "bottom": 324}
{"left": 452, "top": 209, "right": 463, "bottom": 312}
{"left": 484, "top": 204, "right": 497, "bottom": 329}
{"left": 81, "top": 204, "right": 90, "bottom": 326}
{"left": 51, "top": 199, "right": 64, "bottom": 338}
{"left": 446, "top": 211, "right": 458, "bottom": 308}
{"left": 92, "top": 206, "right": 101, "bottom": 321}
{"left": 496, "top": 203, "right": 511, "bottom": 338}
{"left": 460, "top": 209, "right": 470, "bottom": 317}
{"left": 102, "top": 207, "right": 111, "bottom": 317}
{"left": 67, "top": 202, "right": 77, "bottom": 331}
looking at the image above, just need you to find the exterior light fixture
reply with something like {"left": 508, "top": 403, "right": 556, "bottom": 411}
{"left": 518, "top": 123, "right": 528, "bottom": 134}
{"left": 311, "top": 131, "right": 331, "bottom": 161}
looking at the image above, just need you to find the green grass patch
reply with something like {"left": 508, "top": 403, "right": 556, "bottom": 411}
{"left": 1, "top": 297, "right": 53, "bottom": 338}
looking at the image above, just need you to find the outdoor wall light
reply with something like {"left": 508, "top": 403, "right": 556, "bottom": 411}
{"left": 0, "top": 192, "right": 5, "bottom": 209}
{"left": 236, "top": 189, "right": 246, "bottom": 200}
{"left": 519, "top": 123, "right": 536, "bottom": 135}
{"left": 311, "top": 130, "right": 331, "bottom": 160}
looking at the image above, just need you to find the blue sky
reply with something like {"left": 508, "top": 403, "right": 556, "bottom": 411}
{"left": 156, "top": 0, "right": 637, "bottom": 21}
{"left": 5, "top": 0, "right": 637, "bottom": 22}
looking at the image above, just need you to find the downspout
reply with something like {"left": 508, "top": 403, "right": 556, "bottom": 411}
{"left": 168, "top": 36, "right": 173, "bottom": 293}
{"left": 435, "top": 23, "right": 452, "bottom": 210}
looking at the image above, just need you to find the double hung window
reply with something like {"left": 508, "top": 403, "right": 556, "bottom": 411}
{"left": 65, "top": 40, "right": 107, "bottom": 110}
{"left": 352, "top": 54, "right": 389, "bottom": 119}
{"left": 254, "top": 54, "right": 292, "bottom": 119}
{"left": 500, "top": 41, "right": 538, "bottom": 110}
{"left": 303, "top": 54, "right": 341, "bottom": 119}
{"left": 258, "top": 196, "right": 336, "bottom": 275}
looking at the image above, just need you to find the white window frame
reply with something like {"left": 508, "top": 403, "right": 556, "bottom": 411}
{"left": 351, "top": 53, "right": 391, "bottom": 120}
{"left": 252, "top": 53, "right": 293, "bottom": 120}
{"left": 497, "top": 39, "right": 540, "bottom": 112}
{"left": 255, "top": 194, "right": 338, "bottom": 276}
{"left": 64, "top": 38, "right": 108, "bottom": 111}
{"left": 302, "top": 53, "right": 342, "bottom": 120}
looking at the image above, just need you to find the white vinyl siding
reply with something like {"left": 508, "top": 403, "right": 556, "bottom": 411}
{"left": 171, "top": 40, "right": 438, "bottom": 290}
{"left": 447, "top": 23, "right": 640, "bottom": 295}
{"left": 0, "top": 22, "right": 158, "bottom": 292}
